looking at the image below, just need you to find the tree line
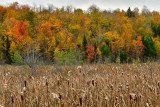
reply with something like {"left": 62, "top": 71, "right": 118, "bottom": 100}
{"left": 0, "top": 2, "right": 159, "bottom": 65}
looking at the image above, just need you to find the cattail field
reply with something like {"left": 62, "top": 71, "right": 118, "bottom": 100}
{"left": 0, "top": 64, "right": 159, "bottom": 107}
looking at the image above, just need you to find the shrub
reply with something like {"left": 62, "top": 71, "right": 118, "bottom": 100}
{"left": 60, "top": 51, "right": 65, "bottom": 65}
{"left": 67, "top": 50, "right": 76, "bottom": 65}
{"left": 12, "top": 51, "right": 23, "bottom": 65}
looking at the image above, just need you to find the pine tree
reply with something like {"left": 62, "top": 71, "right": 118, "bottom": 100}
{"left": 100, "top": 43, "right": 110, "bottom": 62}
{"left": 127, "top": 7, "right": 135, "bottom": 17}
{"left": 83, "top": 34, "right": 87, "bottom": 51}
{"left": 142, "top": 35, "right": 156, "bottom": 58}
{"left": 5, "top": 35, "right": 12, "bottom": 64}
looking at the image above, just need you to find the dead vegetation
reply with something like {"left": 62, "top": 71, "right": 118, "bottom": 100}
{"left": 0, "top": 64, "right": 159, "bottom": 107}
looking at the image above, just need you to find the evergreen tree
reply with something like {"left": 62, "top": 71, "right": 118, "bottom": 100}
{"left": 82, "top": 34, "right": 87, "bottom": 62}
{"left": 100, "top": 44, "right": 110, "bottom": 62}
{"left": 126, "top": 7, "right": 135, "bottom": 17}
{"left": 120, "top": 51, "right": 127, "bottom": 63}
{"left": 142, "top": 35, "right": 156, "bottom": 58}
{"left": 5, "top": 35, "right": 12, "bottom": 64}
{"left": 83, "top": 34, "right": 87, "bottom": 51}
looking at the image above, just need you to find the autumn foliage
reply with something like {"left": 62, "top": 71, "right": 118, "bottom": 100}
{"left": 0, "top": 2, "right": 159, "bottom": 64}
{"left": 86, "top": 45, "right": 95, "bottom": 62}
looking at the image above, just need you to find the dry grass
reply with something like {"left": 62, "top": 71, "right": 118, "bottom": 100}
{"left": 0, "top": 64, "right": 160, "bottom": 107}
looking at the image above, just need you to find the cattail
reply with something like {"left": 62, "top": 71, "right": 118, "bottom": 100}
{"left": 58, "top": 93, "right": 62, "bottom": 100}
{"left": 129, "top": 93, "right": 137, "bottom": 103}
{"left": 21, "top": 92, "right": 24, "bottom": 102}
{"left": 68, "top": 71, "right": 71, "bottom": 76}
{"left": 46, "top": 79, "right": 48, "bottom": 86}
{"left": 24, "top": 80, "right": 27, "bottom": 87}
{"left": 134, "top": 75, "right": 137, "bottom": 78}
{"left": 126, "top": 82, "right": 129, "bottom": 92}
{"left": 158, "top": 81, "right": 160, "bottom": 88}
{"left": 127, "top": 74, "right": 129, "bottom": 77}
{"left": 119, "top": 85, "right": 122, "bottom": 91}
{"left": 79, "top": 97, "right": 82, "bottom": 106}
{"left": 121, "top": 72, "right": 124, "bottom": 75}
{"left": 146, "top": 103, "right": 149, "bottom": 107}
{"left": 126, "top": 81, "right": 129, "bottom": 86}
{"left": 77, "top": 66, "right": 82, "bottom": 73}
{"left": 11, "top": 95, "right": 14, "bottom": 104}
{"left": 23, "top": 87, "right": 26, "bottom": 92}
{"left": 68, "top": 79, "right": 70, "bottom": 86}
{"left": 105, "top": 96, "right": 109, "bottom": 101}
{"left": 52, "top": 93, "right": 59, "bottom": 99}
{"left": 115, "top": 96, "right": 118, "bottom": 106}
{"left": 110, "top": 84, "right": 113, "bottom": 90}
{"left": 92, "top": 79, "right": 95, "bottom": 86}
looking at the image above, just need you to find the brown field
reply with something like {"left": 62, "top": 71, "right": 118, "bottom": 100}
{"left": 0, "top": 64, "right": 160, "bottom": 107}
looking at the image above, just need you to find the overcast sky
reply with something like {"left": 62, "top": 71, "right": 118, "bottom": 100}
{"left": 0, "top": 0, "right": 160, "bottom": 11}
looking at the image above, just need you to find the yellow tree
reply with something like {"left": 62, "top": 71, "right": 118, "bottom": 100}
{"left": 104, "top": 31, "right": 123, "bottom": 58}
{"left": 47, "top": 36, "right": 56, "bottom": 59}
{"left": 154, "top": 37, "right": 160, "bottom": 57}
{"left": 57, "top": 29, "right": 75, "bottom": 51}
{"left": 135, "top": 16, "right": 153, "bottom": 37}
{"left": 116, "top": 16, "right": 135, "bottom": 58}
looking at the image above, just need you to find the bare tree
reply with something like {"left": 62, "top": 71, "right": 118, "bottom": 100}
{"left": 142, "top": 5, "right": 151, "bottom": 16}
{"left": 48, "top": 4, "right": 55, "bottom": 14}
{"left": 22, "top": 44, "right": 39, "bottom": 75}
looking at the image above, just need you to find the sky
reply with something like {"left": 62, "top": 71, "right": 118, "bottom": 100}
{"left": 0, "top": 0, "right": 160, "bottom": 11}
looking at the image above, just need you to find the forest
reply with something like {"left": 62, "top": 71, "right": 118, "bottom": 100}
{"left": 0, "top": 2, "right": 160, "bottom": 65}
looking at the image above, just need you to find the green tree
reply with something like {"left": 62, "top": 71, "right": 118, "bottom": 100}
{"left": 12, "top": 51, "right": 23, "bottom": 65}
{"left": 25, "top": 11, "right": 36, "bottom": 37}
{"left": 151, "top": 21, "right": 160, "bottom": 37}
{"left": 5, "top": 35, "right": 12, "bottom": 64}
{"left": 54, "top": 48, "right": 60, "bottom": 64}
{"left": 67, "top": 50, "right": 76, "bottom": 65}
{"left": 142, "top": 35, "right": 156, "bottom": 58}
{"left": 60, "top": 51, "right": 65, "bottom": 65}
{"left": 25, "top": 11, "right": 36, "bottom": 26}
{"left": 100, "top": 43, "right": 110, "bottom": 62}
{"left": 126, "top": 7, "right": 135, "bottom": 17}
{"left": 83, "top": 34, "right": 87, "bottom": 51}
{"left": 82, "top": 34, "right": 87, "bottom": 62}
{"left": 120, "top": 51, "right": 127, "bottom": 63}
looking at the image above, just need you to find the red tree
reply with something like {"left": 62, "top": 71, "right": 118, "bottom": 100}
{"left": 18, "top": 21, "right": 28, "bottom": 36}
{"left": 86, "top": 45, "right": 95, "bottom": 62}
{"left": 137, "top": 36, "right": 144, "bottom": 58}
